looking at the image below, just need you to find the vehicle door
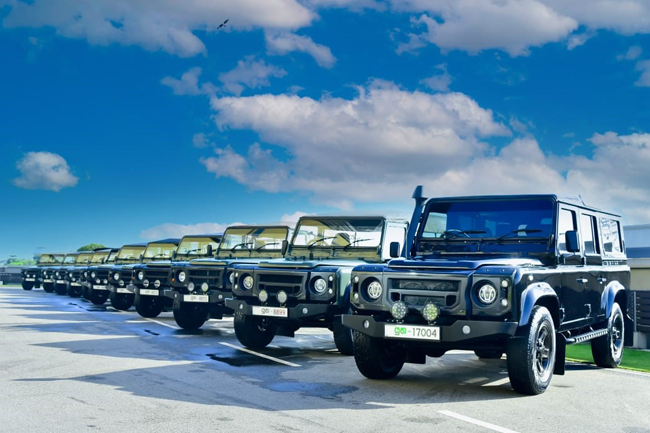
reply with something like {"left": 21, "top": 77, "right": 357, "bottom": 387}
{"left": 558, "top": 206, "right": 590, "bottom": 328}
{"left": 597, "top": 216, "right": 627, "bottom": 316}
{"left": 579, "top": 212, "right": 603, "bottom": 322}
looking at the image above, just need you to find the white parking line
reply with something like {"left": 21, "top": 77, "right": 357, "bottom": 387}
{"left": 142, "top": 318, "right": 180, "bottom": 330}
{"left": 219, "top": 342, "right": 301, "bottom": 367}
{"left": 481, "top": 377, "right": 511, "bottom": 387}
{"left": 439, "top": 410, "right": 520, "bottom": 433}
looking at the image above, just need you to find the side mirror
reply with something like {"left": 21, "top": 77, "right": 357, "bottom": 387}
{"left": 172, "top": 251, "right": 177, "bottom": 260}
{"left": 206, "top": 245, "right": 213, "bottom": 257}
{"left": 281, "top": 240, "right": 289, "bottom": 256}
{"left": 565, "top": 230, "right": 581, "bottom": 253}
{"left": 389, "top": 241, "right": 400, "bottom": 258}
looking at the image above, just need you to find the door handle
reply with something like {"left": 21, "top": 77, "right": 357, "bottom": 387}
{"left": 597, "top": 277, "right": 607, "bottom": 284}
{"left": 576, "top": 278, "right": 588, "bottom": 284}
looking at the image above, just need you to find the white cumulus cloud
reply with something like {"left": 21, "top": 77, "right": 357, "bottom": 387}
{"left": 219, "top": 56, "right": 287, "bottom": 96}
{"left": 266, "top": 32, "right": 336, "bottom": 68}
{"left": 140, "top": 222, "right": 240, "bottom": 240}
{"left": 12, "top": 151, "right": 78, "bottom": 192}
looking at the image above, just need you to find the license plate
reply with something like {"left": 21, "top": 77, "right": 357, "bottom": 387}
{"left": 44, "top": 279, "right": 52, "bottom": 283}
{"left": 184, "top": 294, "right": 209, "bottom": 303}
{"left": 252, "top": 306, "right": 288, "bottom": 318}
{"left": 116, "top": 288, "right": 131, "bottom": 294}
{"left": 56, "top": 280, "right": 65, "bottom": 284}
{"left": 140, "top": 289, "right": 159, "bottom": 296}
{"left": 25, "top": 278, "right": 35, "bottom": 282}
{"left": 385, "top": 324, "right": 440, "bottom": 341}
{"left": 71, "top": 282, "right": 81, "bottom": 286}
{"left": 93, "top": 285, "right": 107, "bottom": 290}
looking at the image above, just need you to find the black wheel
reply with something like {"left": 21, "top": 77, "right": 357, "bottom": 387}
{"left": 353, "top": 332, "right": 406, "bottom": 379}
{"left": 54, "top": 283, "right": 68, "bottom": 295}
{"left": 81, "top": 286, "right": 90, "bottom": 299}
{"left": 135, "top": 294, "right": 164, "bottom": 318}
{"left": 89, "top": 288, "right": 109, "bottom": 305}
{"left": 591, "top": 302, "right": 624, "bottom": 368}
{"left": 474, "top": 349, "right": 503, "bottom": 359}
{"left": 21, "top": 281, "right": 34, "bottom": 291}
{"left": 67, "top": 284, "right": 81, "bottom": 298}
{"left": 109, "top": 291, "right": 134, "bottom": 310}
{"left": 233, "top": 311, "right": 276, "bottom": 349}
{"left": 333, "top": 316, "right": 354, "bottom": 355}
{"left": 42, "top": 282, "right": 55, "bottom": 293}
{"left": 173, "top": 300, "right": 209, "bottom": 330}
{"left": 506, "top": 306, "right": 556, "bottom": 395}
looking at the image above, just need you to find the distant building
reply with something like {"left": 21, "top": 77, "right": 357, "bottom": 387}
{"left": 625, "top": 224, "right": 650, "bottom": 349}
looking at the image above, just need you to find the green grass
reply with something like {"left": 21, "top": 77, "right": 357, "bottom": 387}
{"left": 566, "top": 343, "right": 650, "bottom": 373}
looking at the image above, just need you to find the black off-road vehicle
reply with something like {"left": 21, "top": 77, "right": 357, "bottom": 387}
{"left": 83, "top": 248, "right": 120, "bottom": 305}
{"left": 80, "top": 248, "right": 118, "bottom": 300}
{"left": 106, "top": 243, "right": 147, "bottom": 310}
{"left": 52, "top": 253, "right": 78, "bottom": 295}
{"left": 21, "top": 253, "right": 62, "bottom": 291}
{"left": 63, "top": 251, "right": 93, "bottom": 297}
{"left": 38, "top": 253, "right": 65, "bottom": 293}
{"left": 225, "top": 216, "right": 408, "bottom": 354}
{"left": 168, "top": 227, "right": 289, "bottom": 330}
{"left": 343, "top": 188, "right": 631, "bottom": 394}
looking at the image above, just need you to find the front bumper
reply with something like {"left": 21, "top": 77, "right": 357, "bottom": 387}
{"left": 167, "top": 289, "right": 230, "bottom": 305}
{"left": 342, "top": 314, "right": 518, "bottom": 343}
{"left": 108, "top": 284, "right": 133, "bottom": 294}
{"left": 225, "top": 298, "right": 334, "bottom": 321}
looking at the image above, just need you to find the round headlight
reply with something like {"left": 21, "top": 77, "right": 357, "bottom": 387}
{"left": 95, "top": 278, "right": 100, "bottom": 284}
{"left": 201, "top": 282, "right": 209, "bottom": 292}
{"left": 143, "top": 279, "right": 149, "bottom": 287}
{"left": 277, "top": 290, "right": 288, "bottom": 304}
{"left": 84, "top": 271, "right": 88, "bottom": 278}
{"left": 188, "top": 282, "right": 195, "bottom": 292}
{"left": 243, "top": 275, "right": 254, "bottom": 290}
{"left": 366, "top": 280, "right": 383, "bottom": 300}
{"left": 477, "top": 283, "right": 498, "bottom": 305}
{"left": 113, "top": 272, "right": 120, "bottom": 281}
{"left": 391, "top": 301, "right": 408, "bottom": 320}
{"left": 91, "top": 272, "right": 97, "bottom": 278}
{"left": 421, "top": 302, "right": 440, "bottom": 322}
{"left": 103, "top": 279, "right": 108, "bottom": 284}
{"left": 154, "top": 280, "right": 161, "bottom": 288}
{"left": 69, "top": 272, "right": 73, "bottom": 277}
{"left": 229, "top": 272, "right": 235, "bottom": 285}
{"left": 137, "top": 271, "right": 144, "bottom": 281}
{"left": 178, "top": 271, "right": 186, "bottom": 283}
{"left": 313, "top": 278, "right": 327, "bottom": 293}
{"left": 258, "top": 289, "right": 268, "bottom": 303}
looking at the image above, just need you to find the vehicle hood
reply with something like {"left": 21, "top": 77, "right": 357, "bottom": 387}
{"left": 257, "top": 258, "right": 366, "bottom": 270}
{"left": 388, "top": 256, "right": 543, "bottom": 271}
{"left": 190, "top": 258, "right": 267, "bottom": 267}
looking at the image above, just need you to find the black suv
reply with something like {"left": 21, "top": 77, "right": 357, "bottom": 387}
{"left": 22, "top": 252, "right": 62, "bottom": 291}
{"left": 52, "top": 253, "right": 79, "bottom": 295}
{"left": 63, "top": 251, "right": 93, "bottom": 297}
{"left": 38, "top": 253, "right": 65, "bottom": 293}
{"left": 80, "top": 248, "right": 119, "bottom": 301}
{"left": 225, "top": 216, "right": 408, "bottom": 354}
{"left": 343, "top": 188, "right": 630, "bottom": 395}
{"left": 106, "top": 243, "right": 147, "bottom": 310}
{"left": 168, "top": 226, "right": 289, "bottom": 330}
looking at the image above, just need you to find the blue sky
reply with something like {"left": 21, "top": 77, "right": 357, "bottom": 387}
{"left": 2, "top": 0, "right": 650, "bottom": 260}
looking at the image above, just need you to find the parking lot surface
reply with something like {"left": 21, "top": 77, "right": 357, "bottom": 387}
{"left": 1, "top": 286, "right": 649, "bottom": 433}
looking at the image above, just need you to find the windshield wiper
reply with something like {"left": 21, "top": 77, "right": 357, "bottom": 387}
{"left": 342, "top": 238, "right": 373, "bottom": 251}
{"left": 307, "top": 236, "right": 337, "bottom": 250}
{"left": 256, "top": 242, "right": 280, "bottom": 252}
{"left": 148, "top": 253, "right": 170, "bottom": 259}
{"left": 496, "top": 228, "right": 543, "bottom": 243}
{"left": 230, "top": 242, "right": 253, "bottom": 252}
{"left": 440, "top": 230, "right": 487, "bottom": 240}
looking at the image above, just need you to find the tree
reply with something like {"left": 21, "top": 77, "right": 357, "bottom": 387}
{"left": 77, "top": 243, "right": 106, "bottom": 252}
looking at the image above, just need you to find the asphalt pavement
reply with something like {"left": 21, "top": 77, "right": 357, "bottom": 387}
{"left": 1, "top": 285, "right": 649, "bottom": 433}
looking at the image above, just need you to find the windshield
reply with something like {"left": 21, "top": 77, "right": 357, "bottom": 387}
{"left": 219, "top": 228, "right": 287, "bottom": 252}
{"left": 177, "top": 237, "right": 220, "bottom": 257}
{"left": 292, "top": 218, "right": 384, "bottom": 249}
{"left": 106, "top": 251, "right": 119, "bottom": 263}
{"left": 143, "top": 243, "right": 177, "bottom": 260}
{"left": 63, "top": 255, "right": 77, "bottom": 264}
{"left": 90, "top": 252, "right": 110, "bottom": 264}
{"left": 38, "top": 254, "right": 64, "bottom": 264}
{"left": 418, "top": 199, "right": 554, "bottom": 254}
{"left": 76, "top": 253, "right": 93, "bottom": 265}
{"left": 116, "top": 247, "right": 145, "bottom": 261}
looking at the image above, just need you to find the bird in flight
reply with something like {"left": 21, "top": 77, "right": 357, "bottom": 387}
{"left": 217, "top": 19, "right": 229, "bottom": 30}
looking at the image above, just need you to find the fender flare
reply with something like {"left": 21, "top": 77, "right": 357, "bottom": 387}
{"left": 339, "top": 282, "right": 352, "bottom": 310}
{"left": 519, "top": 282, "right": 559, "bottom": 327}
{"left": 600, "top": 280, "right": 627, "bottom": 319}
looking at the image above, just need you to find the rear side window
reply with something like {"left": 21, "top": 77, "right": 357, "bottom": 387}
{"left": 558, "top": 209, "right": 576, "bottom": 252}
{"left": 600, "top": 217, "right": 623, "bottom": 255}
{"left": 581, "top": 214, "right": 599, "bottom": 255}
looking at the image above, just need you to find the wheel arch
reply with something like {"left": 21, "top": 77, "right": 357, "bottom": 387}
{"left": 519, "top": 282, "right": 560, "bottom": 328}
{"left": 601, "top": 281, "right": 628, "bottom": 319}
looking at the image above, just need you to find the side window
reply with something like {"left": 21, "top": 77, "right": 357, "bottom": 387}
{"left": 600, "top": 217, "right": 623, "bottom": 255}
{"left": 558, "top": 208, "right": 576, "bottom": 252}
{"left": 580, "top": 214, "right": 599, "bottom": 255}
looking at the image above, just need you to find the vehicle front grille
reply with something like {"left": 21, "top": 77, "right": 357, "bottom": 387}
{"left": 144, "top": 269, "right": 170, "bottom": 281}
{"left": 257, "top": 273, "right": 305, "bottom": 296}
{"left": 188, "top": 268, "right": 223, "bottom": 287}
{"left": 390, "top": 279, "right": 459, "bottom": 292}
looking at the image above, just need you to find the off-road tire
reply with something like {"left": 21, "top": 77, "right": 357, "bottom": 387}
{"left": 333, "top": 316, "right": 354, "bottom": 355}
{"left": 42, "top": 282, "right": 55, "bottom": 293}
{"left": 109, "top": 291, "right": 134, "bottom": 311}
{"left": 21, "top": 281, "right": 34, "bottom": 291}
{"left": 591, "top": 302, "right": 624, "bottom": 368}
{"left": 233, "top": 311, "right": 276, "bottom": 349}
{"left": 135, "top": 293, "right": 164, "bottom": 318}
{"left": 81, "top": 286, "right": 90, "bottom": 299}
{"left": 474, "top": 349, "right": 504, "bottom": 359}
{"left": 353, "top": 332, "right": 406, "bottom": 379}
{"left": 54, "top": 283, "right": 68, "bottom": 295}
{"left": 89, "top": 288, "right": 109, "bottom": 305}
{"left": 506, "top": 306, "right": 556, "bottom": 395}
{"left": 173, "top": 300, "right": 208, "bottom": 330}
{"left": 67, "top": 284, "right": 81, "bottom": 298}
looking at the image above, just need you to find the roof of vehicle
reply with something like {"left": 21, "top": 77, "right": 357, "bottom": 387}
{"left": 224, "top": 225, "right": 292, "bottom": 231}
{"left": 148, "top": 238, "right": 181, "bottom": 245}
{"left": 425, "top": 194, "right": 621, "bottom": 218}
{"left": 180, "top": 234, "right": 223, "bottom": 239}
{"left": 120, "top": 243, "right": 148, "bottom": 248}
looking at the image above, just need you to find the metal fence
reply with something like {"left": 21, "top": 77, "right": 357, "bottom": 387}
{"left": 635, "top": 291, "right": 650, "bottom": 334}
{"left": 0, "top": 266, "right": 24, "bottom": 285}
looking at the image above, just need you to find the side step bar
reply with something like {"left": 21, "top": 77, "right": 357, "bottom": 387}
{"left": 566, "top": 328, "right": 608, "bottom": 345}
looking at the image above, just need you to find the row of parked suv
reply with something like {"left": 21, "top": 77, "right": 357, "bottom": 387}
{"left": 20, "top": 188, "right": 632, "bottom": 395}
